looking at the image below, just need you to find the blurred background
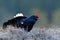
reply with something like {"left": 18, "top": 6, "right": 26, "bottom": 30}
{"left": 0, "top": 0, "right": 60, "bottom": 27}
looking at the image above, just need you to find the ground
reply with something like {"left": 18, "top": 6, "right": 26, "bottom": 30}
{"left": 0, "top": 25, "right": 60, "bottom": 40}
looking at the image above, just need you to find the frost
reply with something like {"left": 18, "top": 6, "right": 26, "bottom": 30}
{"left": 0, "top": 25, "right": 60, "bottom": 40}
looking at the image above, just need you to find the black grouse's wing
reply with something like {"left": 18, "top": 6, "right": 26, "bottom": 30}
{"left": 3, "top": 16, "right": 27, "bottom": 29}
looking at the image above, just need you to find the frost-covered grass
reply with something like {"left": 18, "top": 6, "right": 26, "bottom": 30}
{"left": 0, "top": 25, "right": 60, "bottom": 40}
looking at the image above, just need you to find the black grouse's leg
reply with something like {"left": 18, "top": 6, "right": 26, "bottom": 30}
{"left": 28, "top": 26, "right": 33, "bottom": 32}
{"left": 15, "top": 23, "right": 19, "bottom": 28}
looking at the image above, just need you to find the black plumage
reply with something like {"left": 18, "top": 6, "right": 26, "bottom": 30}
{"left": 3, "top": 14, "right": 39, "bottom": 32}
